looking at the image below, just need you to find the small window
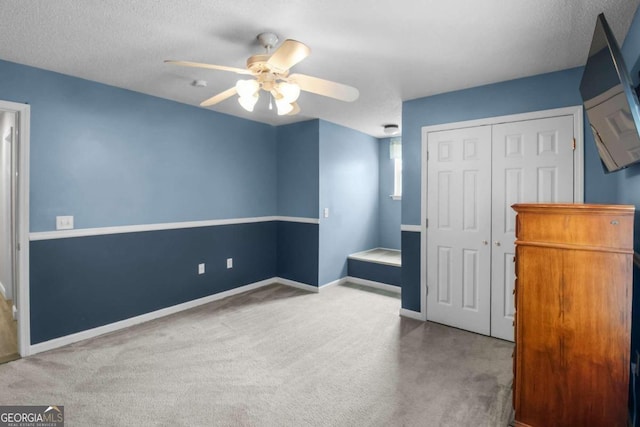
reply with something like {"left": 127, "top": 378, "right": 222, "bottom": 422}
{"left": 393, "top": 158, "right": 402, "bottom": 199}
{"left": 390, "top": 138, "right": 402, "bottom": 200}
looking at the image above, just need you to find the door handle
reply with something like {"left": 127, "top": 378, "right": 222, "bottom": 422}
{"left": 494, "top": 241, "right": 501, "bottom": 246}
{"left": 482, "top": 240, "right": 488, "bottom": 245}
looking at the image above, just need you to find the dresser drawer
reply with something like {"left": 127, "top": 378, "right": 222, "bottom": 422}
{"left": 513, "top": 204, "right": 633, "bottom": 250}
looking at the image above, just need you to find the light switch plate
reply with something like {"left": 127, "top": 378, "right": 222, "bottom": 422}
{"left": 323, "top": 208, "right": 329, "bottom": 218}
{"left": 227, "top": 258, "right": 233, "bottom": 269}
{"left": 198, "top": 263, "right": 205, "bottom": 275}
{"left": 56, "top": 215, "right": 74, "bottom": 230}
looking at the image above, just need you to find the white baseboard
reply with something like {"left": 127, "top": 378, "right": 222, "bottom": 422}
{"left": 29, "top": 278, "right": 277, "bottom": 355}
{"left": 320, "top": 277, "right": 347, "bottom": 289}
{"left": 27, "top": 275, "right": 367, "bottom": 356}
{"left": 274, "top": 277, "right": 320, "bottom": 293}
{"left": 399, "top": 308, "right": 426, "bottom": 321}
{"left": 277, "top": 276, "right": 346, "bottom": 292}
{"left": 346, "top": 276, "right": 401, "bottom": 294}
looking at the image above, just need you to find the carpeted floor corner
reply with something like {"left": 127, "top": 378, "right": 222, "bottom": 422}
{"left": 0, "top": 283, "right": 514, "bottom": 426}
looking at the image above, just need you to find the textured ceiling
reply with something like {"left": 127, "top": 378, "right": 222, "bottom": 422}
{"left": 0, "top": 0, "right": 638, "bottom": 138}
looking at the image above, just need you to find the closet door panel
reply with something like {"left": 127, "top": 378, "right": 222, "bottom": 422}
{"left": 491, "top": 115, "right": 574, "bottom": 341}
{"left": 426, "top": 126, "right": 492, "bottom": 335}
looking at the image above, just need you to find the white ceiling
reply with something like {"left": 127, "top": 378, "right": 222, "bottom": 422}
{"left": 0, "top": 0, "right": 638, "bottom": 138}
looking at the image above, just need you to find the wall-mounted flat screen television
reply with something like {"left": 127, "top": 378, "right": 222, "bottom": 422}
{"left": 579, "top": 13, "right": 640, "bottom": 173}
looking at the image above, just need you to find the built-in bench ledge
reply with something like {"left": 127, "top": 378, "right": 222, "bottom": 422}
{"left": 347, "top": 248, "right": 401, "bottom": 291}
{"left": 348, "top": 248, "right": 401, "bottom": 267}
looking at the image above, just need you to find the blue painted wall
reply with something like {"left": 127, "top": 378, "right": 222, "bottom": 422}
{"left": 0, "top": 59, "right": 277, "bottom": 232}
{"left": 0, "top": 59, "right": 284, "bottom": 343}
{"left": 276, "top": 120, "right": 319, "bottom": 219}
{"left": 620, "top": 2, "right": 640, "bottom": 240}
{"left": 348, "top": 259, "right": 401, "bottom": 287}
{"left": 318, "top": 121, "right": 380, "bottom": 285}
{"left": 30, "top": 222, "right": 277, "bottom": 343}
{"left": 378, "top": 137, "right": 401, "bottom": 249}
{"left": 277, "top": 221, "right": 319, "bottom": 286}
{"left": 401, "top": 66, "right": 612, "bottom": 226}
{"left": 275, "top": 120, "right": 321, "bottom": 286}
{"left": 616, "top": 5, "right": 640, "bottom": 419}
{"left": 622, "top": 6, "right": 640, "bottom": 87}
{"left": 277, "top": 120, "right": 386, "bottom": 286}
{"left": 2, "top": 57, "right": 391, "bottom": 342}
{"left": 401, "top": 231, "right": 421, "bottom": 312}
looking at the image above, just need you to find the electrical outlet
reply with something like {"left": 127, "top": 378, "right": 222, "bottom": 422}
{"left": 56, "top": 215, "right": 74, "bottom": 230}
{"left": 226, "top": 258, "right": 233, "bottom": 269}
{"left": 198, "top": 263, "right": 205, "bottom": 275}
{"left": 323, "top": 208, "right": 329, "bottom": 218}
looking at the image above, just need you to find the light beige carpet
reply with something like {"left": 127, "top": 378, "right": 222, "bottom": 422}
{"left": 0, "top": 283, "right": 514, "bottom": 426}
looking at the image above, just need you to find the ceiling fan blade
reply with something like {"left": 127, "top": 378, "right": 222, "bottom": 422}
{"left": 200, "top": 87, "right": 237, "bottom": 107}
{"left": 165, "top": 60, "right": 252, "bottom": 75}
{"left": 288, "top": 73, "right": 359, "bottom": 102}
{"left": 267, "top": 40, "right": 310, "bottom": 72}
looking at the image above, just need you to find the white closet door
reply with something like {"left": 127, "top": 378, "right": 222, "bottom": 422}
{"left": 426, "top": 126, "right": 492, "bottom": 335}
{"left": 491, "top": 115, "right": 575, "bottom": 341}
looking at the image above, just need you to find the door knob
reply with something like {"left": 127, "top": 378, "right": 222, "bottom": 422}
{"left": 482, "top": 240, "right": 488, "bottom": 245}
{"left": 494, "top": 241, "right": 501, "bottom": 246}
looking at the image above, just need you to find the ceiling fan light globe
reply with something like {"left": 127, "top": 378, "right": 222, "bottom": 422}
{"left": 275, "top": 99, "right": 294, "bottom": 115}
{"left": 235, "top": 79, "right": 260, "bottom": 98}
{"left": 238, "top": 94, "right": 259, "bottom": 112}
{"left": 278, "top": 82, "right": 301, "bottom": 103}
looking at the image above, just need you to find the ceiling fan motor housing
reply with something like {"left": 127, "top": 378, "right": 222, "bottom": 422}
{"left": 247, "top": 54, "right": 289, "bottom": 75}
{"left": 257, "top": 32, "right": 279, "bottom": 51}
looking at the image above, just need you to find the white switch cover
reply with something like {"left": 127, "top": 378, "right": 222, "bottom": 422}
{"left": 56, "top": 215, "right": 74, "bottom": 230}
{"left": 227, "top": 258, "right": 233, "bottom": 269}
{"left": 198, "top": 263, "right": 205, "bottom": 275}
{"left": 323, "top": 208, "right": 329, "bottom": 218}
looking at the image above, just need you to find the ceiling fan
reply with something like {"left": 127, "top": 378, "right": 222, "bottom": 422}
{"left": 165, "top": 33, "right": 359, "bottom": 116}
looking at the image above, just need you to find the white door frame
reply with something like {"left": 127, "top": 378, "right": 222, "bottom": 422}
{"left": 419, "top": 106, "right": 584, "bottom": 322}
{"left": 0, "top": 100, "right": 30, "bottom": 356}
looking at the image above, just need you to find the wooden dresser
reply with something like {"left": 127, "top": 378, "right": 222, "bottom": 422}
{"left": 512, "top": 203, "right": 634, "bottom": 427}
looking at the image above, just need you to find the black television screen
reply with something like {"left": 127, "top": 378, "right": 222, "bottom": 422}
{"left": 579, "top": 13, "right": 640, "bottom": 173}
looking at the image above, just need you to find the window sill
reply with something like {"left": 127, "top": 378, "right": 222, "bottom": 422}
{"left": 390, "top": 195, "right": 402, "bottom": 201}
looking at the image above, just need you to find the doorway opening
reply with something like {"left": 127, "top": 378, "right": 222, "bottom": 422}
{"left": 0, "top": 110, "right": 18, "bottom": 362}
{"left": 0, "top": 100, "right": 30, "bottom": 360}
